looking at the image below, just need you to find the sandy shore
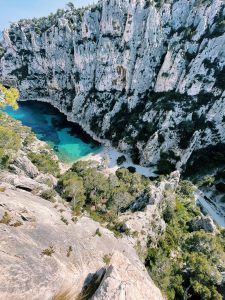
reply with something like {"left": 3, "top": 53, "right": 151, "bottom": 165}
{"left": 59, "top": 146, "right": 156, "bottom": 177}
{"left": 81, "top": 146, "right": 156, "bottom": 177}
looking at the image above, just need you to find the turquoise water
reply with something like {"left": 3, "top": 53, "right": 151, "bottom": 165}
{"left": 3, "top": 101, "right": 101, "bottom": 162}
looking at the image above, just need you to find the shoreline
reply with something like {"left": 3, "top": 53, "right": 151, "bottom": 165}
{"left": 80, "top": 146, "right": 156, "bottom": 177}
{"left": 59, "top": 146, "right": 156, "bottom": 177}
{"left": 6, "top": 101, "right": 156, "bottom": 177}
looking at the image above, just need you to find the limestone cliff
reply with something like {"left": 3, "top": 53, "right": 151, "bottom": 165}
{"left": 1, "top": 0, "right": 225, "bottom": 171}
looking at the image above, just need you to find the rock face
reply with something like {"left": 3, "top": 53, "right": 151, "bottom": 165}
{"left": 92, "top": 251, "right": 162, "bottom": 300}
{"left": 120, "top": 171, "right": 180, "bottom": 251}
{"left": 1, "top": 0, "right": 225, "bottom": 170}
{"left": 189, "top": 215, "right": 216, "bottom": 233}
{"left": 0, "top": 186, "right": 164, "bottom": 300}
{"left": 0, "top": 171, "right": 47, "bottom": 193}
{"left": 12, "top": 151, "right": 39, "bottom": 178}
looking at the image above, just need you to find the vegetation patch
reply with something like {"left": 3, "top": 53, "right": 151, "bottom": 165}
{"left": 61, "top": 216, "right": 69, "bottom": 225}
{"left": 28, "top": 152, "right": 60, "bottom": 176}
{"left": 57, "top": 161, "right": 149, "bottom": 235}
{"left": 0, "top": 126, "right": 21, "bottom": 168}
{"left": 66, "top": 245, "right": 73, "bottom": 257}
{"left": 157, "top": 151, "right": 178, "bottom": 175}
{"left": 145, "top": 181, "right": 225, "bottom": 300}
{"left": 117, "top": 155, "right": 126, "bottom": 165}
{"left": 41, "top": 245, "right": 55, "bottom": 256}
{"left": 0, "top": 186, "right": 6, "bottom": 193}
{"left": 102, "top": 253, "right": 112, "bottom": 265}
{"left": 0, "top": 212, "right": 11, "bottom": 225}
{"left": 184, "top": 144, "right": 225, "bottom": 177}
{"left": 95, "top": 228, "right": 102, "bottom": 237}
{"left": 41, "top": 189, "right": 57, "bottom": 202}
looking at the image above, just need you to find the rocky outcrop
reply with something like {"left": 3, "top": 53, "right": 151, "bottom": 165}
{"left": 12, "top": 151, "right": 39, "bottom": 178}
{"left": 92, "top": 251, "right": 162, "bottom": 300}
{"left": 119, "top": 171, "right": 180, "bottom": 252}
{"left": 1, "top": 0, "right": 225, "bottom": 170}
{"left": 189, "top": 215, "right": 216, "bottom": 233}
{"left": 0, "top": 186, "right": 164, "bottom": 300}
{"left": 0, "top": 171, "right": 48, "bottom": 192}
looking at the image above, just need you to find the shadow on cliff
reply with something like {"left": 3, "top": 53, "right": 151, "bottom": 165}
{"left": 52, "top": 267, "right": 106, "bottom": 300}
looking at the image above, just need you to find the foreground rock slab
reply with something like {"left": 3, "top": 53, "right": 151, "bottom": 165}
{"left": 0, "top": 187, "right": 163, "bottom": 300}
{"left": 92, "top": 251, "right": 162, "bottom": 300}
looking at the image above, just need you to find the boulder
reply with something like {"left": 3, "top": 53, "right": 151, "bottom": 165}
{"left": 92, "top": 251, "right": 164, "bottom": 300}
{"left": 189, "top": 216, "right": 216, "bottom": 233}
{"left": 35, "top": 174, "right": 58, "bottom": 187}
{"left": 0, "top": 172, "right": 47, "bottom": 193}
{"left": 12, "top": 152, "right": 39, "bottom": 178}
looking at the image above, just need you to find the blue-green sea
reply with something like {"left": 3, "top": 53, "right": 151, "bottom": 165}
{"left": 3, "top": 101, "right": 101, "bottom": 163}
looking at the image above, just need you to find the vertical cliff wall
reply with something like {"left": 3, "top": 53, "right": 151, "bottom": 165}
{"left": 1, "top": 0, "right": 225, "bottom": 171}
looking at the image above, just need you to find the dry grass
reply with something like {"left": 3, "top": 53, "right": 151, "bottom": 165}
{"left": 41, "top": 245, "right": 55, "bottom": 256}
{"left": 66, "top": 246, "right": 73, "bottom": 257}
{"left": 52, "top": 288, "right": 77, "bottom": 300}
{"left": 53, "top": 269, "right": 106, "bottom": 300}
{"left": 76, "top": 270, "right": 106, "bottom": 300}
{"left": 11, "top": 220, "right": 23, "bottom": 227}
{"left": 102, "top": 253, "right": 112, "bottom": 265}
{"left": 0, "top": 212, "right": 11, "bottom": 225}
{"left": 0, "top": 186, "right": 6, "bottom": 193}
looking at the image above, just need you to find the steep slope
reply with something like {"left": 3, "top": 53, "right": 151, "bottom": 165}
{"left": 0, "top": 187, "right": 163, "bottom": 300}
{"left": 1, "top": 102, "right": 225, "bottom": 299}
{"left": 0, "top": 110, "right": 165, "bottom": 299}
{"left": 1, "top": 0, "right": 225, "bottom": 171}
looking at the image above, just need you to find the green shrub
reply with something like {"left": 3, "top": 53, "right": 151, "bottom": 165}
{"left": 74, "top": 71, "right": 80, "bottom": 83}
{"left": 66, "top": 246, "right": 73, "bottom": 257}
{"left": 102, "top": 253, "right": 112, "bottom": 265}
{"left": 0, "top": 84, "right": 19, "bottom": 109}
{"left": 157, "top": 152, "right": 176, "bottom": 175}
{"left": 24, "top": 133, "right": 35, "bottom": 146}
{"left": 58, "top": 172, "right": 85, "bottom": 212}
{"left": 41, "top": 189, "right": 57, "bottom": 202}
{"left": 0, "top": 186, "right": 6, "bottom": 193}
{"left": 176, "top": 180, "right": 196, "bottom": 198}
{"left": 0, "top": 126, "right": 21, "bottom": 168}
{"left": 145, "top": 195, "right": 224, "bottom": 300}
{"left": 58, "top": 163, "right": 148, "bottom": 226}
{"left": 127, "top": 166, "right": 136, "bottom": 173}
{"left": 95, "top": 228, "right": 102, "bottom": 237}
{"left": 28, "top": 152, "right": 60, "bottom": 176}
{"left": 41, "top": 245, "right": 55, "bottom": 256}
{"left": 0, "top": 47, "right": 5, "bottom": 59}
{"left": 61, "top": 216, "right": 69, "bottom": 225}
{"left": 11, "top": 65, "right": 29, "bottom": 81}
{"left": 117, "top": 155, "right": 126, "bottom": 165}
{"left": 199, "top": 175, "right": 215, "bottom": 187}
{"left": 216, "top": 182, "right": 225, "bottom": 193}
{"left": 0, "top": 212, "right": 11, "bottom": 225}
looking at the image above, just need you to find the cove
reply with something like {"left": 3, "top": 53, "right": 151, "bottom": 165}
{"left": 3, "top": 101, "right": 101, "bottom": 163}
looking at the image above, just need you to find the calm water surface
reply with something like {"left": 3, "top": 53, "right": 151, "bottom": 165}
{"left": 3, "top": 101, "right": 101, "bottom": 162}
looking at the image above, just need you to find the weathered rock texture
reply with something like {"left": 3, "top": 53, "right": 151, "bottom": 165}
{"left": 1, "top": 0, "right": 225, "bottom": 170}
{"left": 189, "top": 215, "right": 216, "bottom": 232}
{"left": 120, "top": 171, "right": 180, "bottom": 252}
{"left": 92, "top": 251, "right": 161, "bottom": 300}
{"left": 0, "top": 186, "right": 163, "bottom": 300}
